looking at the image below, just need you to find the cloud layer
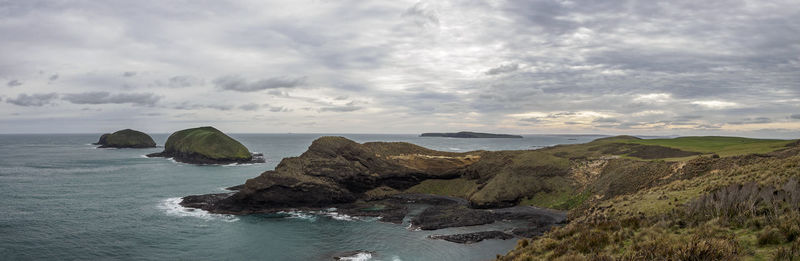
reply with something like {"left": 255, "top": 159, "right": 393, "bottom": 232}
{"left": 0, "top": 0, "right": 798, "bottom": 136}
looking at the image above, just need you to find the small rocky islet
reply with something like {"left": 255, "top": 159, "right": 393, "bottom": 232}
{"left": 147, "top": 126, "right": 264, "bottom": 165}
{"left": 94, "top": 129, "right": 156, "bottom": 148}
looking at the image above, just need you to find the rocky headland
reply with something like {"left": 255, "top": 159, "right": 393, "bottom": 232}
{"left": 179, "top": 134, "right": 800, "bottom": 253}
{"left": 146, "top": 126, "right": 264, "bottom": 165}
{"left": 94, "top": 129, "right": 156, "bottom": 148}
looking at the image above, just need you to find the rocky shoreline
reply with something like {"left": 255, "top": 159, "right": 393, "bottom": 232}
{"left": 178, "top": 136, "right": 570, "bottom": 244}
{"left": 181, "top": 192, "right": 566, "bottom": 244}
{"left": 147, "top": 151, "right": 265, "bottom": 165}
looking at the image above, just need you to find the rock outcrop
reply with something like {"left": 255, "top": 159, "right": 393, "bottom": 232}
{"left": 191, "top": 136, "right": 480, "bottom": 213}
{"left": 94, "top": 129, "right": 156, "bottom": 148}
{"left": 146, "top": 126, "right": 264, "bottom": 165}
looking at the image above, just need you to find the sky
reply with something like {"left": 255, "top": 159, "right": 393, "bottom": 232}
{"left": 1, "top": 0, "right": 799, "bottom": 137}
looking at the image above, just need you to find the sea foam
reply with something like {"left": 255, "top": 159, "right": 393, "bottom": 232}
{"left": 337, "top": 252, "right": 373, "bottom": 261}
{"left": 158, "top": 197, "right": 238, "bottom": 222}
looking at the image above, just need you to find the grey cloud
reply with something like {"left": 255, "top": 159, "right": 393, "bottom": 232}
{"left": 7, "top": 80, "right": 22, "bottom": 87}
{"left": 48, "top": 74, "right": 59, "bottom": 81}
{"left": 520, "top": 117, "right": 543, "bottom": 123}
{"left": 485, "top": 64, "right": 519, "bottom": 75}
{"left": 319, "top": 104, "right": 363, "bottom": 112}
{"left": 123, "top": 72, "right": 137, "bottom": 77}
{"left": 790, "top": 114, "right": 800, "bottom": 120}
{"left": 214, "top": 75, "right": 307, "bottom": 92}
{"left": 268, "top": 106, "right": 290, "bottom": 112}
{"left": 727, "top": 117, "right": 772, "bottom": 125}
{"left": 62, "top": 92, "right": 160, "bottom": 106}
{"left": 6, "top": 93, "right": 59, "bottom": 107}
{"left": 174, "top": 102, "right": 232, "bottom": 111}
{"left": 402, "top": 1, "right": 439, "bottom": 27}
{"left": 165, "top": 75, "right": 201, "bottom": 88}
{"left": 239, "top": 103, "right": 260, "bottom": 111}
{"left": 592, "top": 117, "right": 619, "bottom": 123}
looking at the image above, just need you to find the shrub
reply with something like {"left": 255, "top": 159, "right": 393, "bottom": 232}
{"left": 574, "top": 230, "right": 610, "bottom": 254}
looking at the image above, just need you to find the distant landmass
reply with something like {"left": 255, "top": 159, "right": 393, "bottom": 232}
{"left": 420, "top": 131, "right": 523, "bottom": 138}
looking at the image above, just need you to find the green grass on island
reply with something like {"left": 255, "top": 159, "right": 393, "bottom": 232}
{"left": 165, "top": 126, "right": 251, "bottom": 160}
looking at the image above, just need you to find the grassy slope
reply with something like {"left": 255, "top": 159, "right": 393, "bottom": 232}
{"left": 165, "top": 126, "right": 251, "bottom": 160}
{"left": 498, "top": 139, "right": 800, "bottom": 260}
{"left": 104, "top": 129, "right": 156, "bottom": 147}
{"left": 405, "top": 136, "right": 796, "bottom": 211}
{"left": 625, "top": 136, "right": 793, "bottom": 157}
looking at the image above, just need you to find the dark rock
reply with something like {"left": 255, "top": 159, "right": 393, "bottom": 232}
{"left": 190, "top": 136, "right": 479, "bottom": 213}
{"left": 225, "top": 184, "right": 244, "bottom": 191}
{"left": 429, "top": 231, "right": 514, "bottom": 244}
{"left": 410, "top": 205, "right": 495, "bottom": 230}
{"left": 94, "top": 129, "right": 156, "bottom": 148}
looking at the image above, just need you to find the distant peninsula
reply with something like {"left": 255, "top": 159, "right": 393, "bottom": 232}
{"left": 420, "top": 131, "right": 523, "bottom": 138}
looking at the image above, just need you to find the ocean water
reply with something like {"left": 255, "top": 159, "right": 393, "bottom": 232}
{"left": 0, "top": 134, "right": 604, "bottom": 261}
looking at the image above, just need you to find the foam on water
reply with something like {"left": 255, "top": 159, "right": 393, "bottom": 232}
{"left": 158, "top": 197, "right": 238, "bottom": 222}
{"left": 337, "top": 252, "right": 373, "bottom": 261}
{"left": 278, "top": 210, "right": 318, "bottom": 222}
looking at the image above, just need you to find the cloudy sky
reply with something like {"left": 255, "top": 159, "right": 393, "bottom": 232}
{"left": 1, "top": 0, "right": 799, "bottom": 137}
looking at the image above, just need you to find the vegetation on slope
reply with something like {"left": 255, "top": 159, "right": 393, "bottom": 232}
{"left": 95, "top": 129, "right": 156, "bottom": 148}
{"left": 626, "top": 136, "right": 793, "bottom": 157}
{"left": 163, "top": 126, "right": 251, "bottom": 160}
{"left": 498, "top": 140, "right": 800, "bottom": 260}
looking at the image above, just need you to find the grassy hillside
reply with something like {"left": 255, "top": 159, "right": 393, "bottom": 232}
{"left": 497, "top": 138, "right": 800, "bottom": 260}
{"left": 164, "top": 126, "right": 251, "bottom": 160}
{"left": 625, "top": 136, "right": 793, "bottom": 157}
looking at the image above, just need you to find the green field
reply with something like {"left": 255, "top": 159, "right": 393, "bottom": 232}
{"left": 625, "top": 136, "right": 795, "bottom": 157}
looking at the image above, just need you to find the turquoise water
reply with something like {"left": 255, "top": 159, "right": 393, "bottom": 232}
{"left": 0, "top": 134, "right": 603, "bottom": 260}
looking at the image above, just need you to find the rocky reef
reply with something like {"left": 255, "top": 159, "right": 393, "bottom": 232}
{"left": 146, "top": 126, "right": 264, "bottom": 165}
{"left": 420, "top": 131, "right": 523, "bottom": 138}
{"left": 94, "top": 129, "right": 156, "bottom": 148}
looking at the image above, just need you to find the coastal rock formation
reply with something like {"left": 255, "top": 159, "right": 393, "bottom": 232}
{"left": 420, "top": 131, "right": 523, "bottom": 138}
{"left": 429, "top": 231, "right": 514, "bottom": 244}
{"left": 146, "top": 126, "right": 264, "bottom": 165}
{"left": 181, "top": 135, "right": 723, "bottom": 213}
{"left": 194, "top": 136, "right": 481, "bottom": 213}
{"left": 94, "top": 129, "right": 156, "bottom": 148}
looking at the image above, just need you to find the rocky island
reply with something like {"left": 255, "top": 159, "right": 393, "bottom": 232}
{"left": 420, "top": 131, "right": 523, "bottom": 138}
{"left": 146, "top": 126, "right": 264, "bottom": 165}
{"left": 94, "top": 129, "right": 156, "bottom": 148}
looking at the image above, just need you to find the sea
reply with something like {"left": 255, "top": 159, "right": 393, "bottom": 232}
{"left": 0, "top": 133, "right": 605, "bottom": 261}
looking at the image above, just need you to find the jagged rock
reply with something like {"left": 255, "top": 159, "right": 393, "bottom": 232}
{"left": 429, "top": 231, "right": 514, "bottom": 244}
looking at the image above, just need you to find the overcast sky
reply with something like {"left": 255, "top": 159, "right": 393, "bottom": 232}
{"left": 1, "top": 0, "right": 799, "bottom": 137}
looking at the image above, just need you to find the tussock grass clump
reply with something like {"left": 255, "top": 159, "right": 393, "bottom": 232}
{"left": 758, "top": 227, "right": 785, "bottom": 245}
{"left": 686, "top": 179, "right": 800, "bottom": 227}
{"left": 774, "top": 240, "right": 800, "bottom": 261}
